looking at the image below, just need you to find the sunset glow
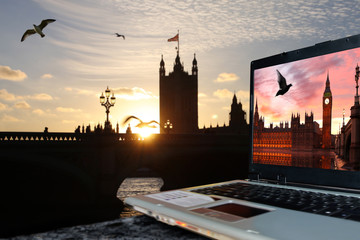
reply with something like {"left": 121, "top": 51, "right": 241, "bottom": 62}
{"left": 254, "top": 48, "right": 360, "bottom": 135}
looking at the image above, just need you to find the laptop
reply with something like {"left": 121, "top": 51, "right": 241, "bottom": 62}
{"left": 125, "top": 34, "right": 360, "bottom": 240}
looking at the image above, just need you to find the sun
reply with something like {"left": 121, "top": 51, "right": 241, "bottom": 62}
{"left": 138, "top": 127, "right": 154, "bottom": 138}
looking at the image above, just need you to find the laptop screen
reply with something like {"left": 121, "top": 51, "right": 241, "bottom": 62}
{"left": 250, "top": 34, "right": 360, "bottom": 188}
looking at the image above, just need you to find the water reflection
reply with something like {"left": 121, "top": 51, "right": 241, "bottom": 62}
{"left": 254, "top": 148, "right": 349, "bottom": 170}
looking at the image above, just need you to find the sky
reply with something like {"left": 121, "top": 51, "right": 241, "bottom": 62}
{"left": 1, "top": 0, "right": 360, "bottom": 133}
{"left": 254, "top": 48, "right": 360, "bottom": 134}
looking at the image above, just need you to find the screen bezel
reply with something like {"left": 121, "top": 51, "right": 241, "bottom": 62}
{"left": 249, "top": 34, "right": 360, "bottom": 190}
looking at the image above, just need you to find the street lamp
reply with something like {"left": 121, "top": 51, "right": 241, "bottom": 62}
{"left": 164, "top": 119, "right": 173, "bottom": 134}
{"left": 100, "top": 86, "right": 116, "bottom": 131}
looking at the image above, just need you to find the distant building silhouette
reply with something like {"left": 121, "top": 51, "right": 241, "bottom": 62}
{"left": 253, "top": 99, "right": 321, "bottom": 150}
{"left": 159, "top": 53, "right": 198, "bottom": 134}
{"left": 200, "top": 93, "right": 248, "bottom": 135}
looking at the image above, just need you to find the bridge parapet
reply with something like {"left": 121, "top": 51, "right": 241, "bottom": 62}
{"left": 0, "top": 132, "right": 141, "bottom": 142}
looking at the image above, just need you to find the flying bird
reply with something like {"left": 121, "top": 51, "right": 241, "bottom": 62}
{"left": 123, "top": 116, "right": 159, "bottom": 128}
{"left": 275, "top": 70, "right": 292, "bottom": 96}
{"left": 114, "top": 33, "right": 125, "bottom": 39}
{"left": 21, "top": 19, "right": 56, "bottom": 42}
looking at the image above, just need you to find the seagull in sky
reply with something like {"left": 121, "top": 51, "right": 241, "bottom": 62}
{"left": 114, "top": 33, "right": 125, "bottom": 39}
{"left": 123, "top": 116, "right": 159, "bottom": 128}
{"left": 21, "top": 19, "right": 56, "bottom": 42}
{"left": 275, "top": 70, "right": 292, "bottom": 97}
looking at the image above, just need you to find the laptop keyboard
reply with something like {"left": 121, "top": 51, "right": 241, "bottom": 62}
{"left": 191, "top": 182, "right": 360, "bottom": 222}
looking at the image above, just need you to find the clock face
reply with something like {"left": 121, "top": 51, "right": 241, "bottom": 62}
{"left": 324, "top": 98, "right": 330, "bottom": 105}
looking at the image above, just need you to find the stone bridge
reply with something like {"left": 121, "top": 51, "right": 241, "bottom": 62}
{"left": 0, "top": 132, "right": 249, "bottom": 237}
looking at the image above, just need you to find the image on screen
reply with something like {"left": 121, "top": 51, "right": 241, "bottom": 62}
{"left": 253, "top": 47, "right": 360, "bottom": 171}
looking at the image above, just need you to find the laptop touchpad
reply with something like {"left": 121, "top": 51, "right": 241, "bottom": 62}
{"left": 192, "top": 203, "right": 269, "bottom": 222}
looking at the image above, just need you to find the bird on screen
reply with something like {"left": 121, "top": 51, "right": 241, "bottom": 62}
{"left": 123, "top": 116, "right": 159, "bottom": 128}
{"left": 21, "top": 19, "right": 56, "bottom": 42}
{"left": 275, "top": 70, "right": 292, "bottom": 96}
{"left": 114, "top": 33, "right": 125, "bottom": 39}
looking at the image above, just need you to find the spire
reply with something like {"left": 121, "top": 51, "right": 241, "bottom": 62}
{"left": 192, "top": 53, "right": 197, "bottom": 65}
{"left": 324, "top": 70, "right": 331, "bottom": 94}
{"left": 326, "top": 70, "right": 330, "bottom": 88}
{"left": 173, "top": 51, "right": 183, "bottom": 72}
{"left": 192, "top": 53, "right": 198, "bottom": 75}
{"left": 160, "top": 54, "right": 164, "bottom": 67}
{"left": 232, "top": 93, "right": 237, "bottom": 104}
{"left": 159, "top": 54, "right": 165, "bottom": 76}
{"left": 255, "top": 98, "right": 258, "bottom": 112}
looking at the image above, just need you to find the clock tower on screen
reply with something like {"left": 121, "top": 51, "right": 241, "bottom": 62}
{"left": 322, "top": 72, "right": 332, "bottom": 149}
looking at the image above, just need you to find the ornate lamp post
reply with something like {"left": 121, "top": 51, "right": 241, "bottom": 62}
{"left": 100, "top": 86, "right": 116, "bottom": 131}
{"left": 164, "top": 119, "right": 173, "bottom": 134}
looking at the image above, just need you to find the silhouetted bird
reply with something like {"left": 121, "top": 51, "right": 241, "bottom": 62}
{"left": 114, "top": 33, "right": 125, "bottom": 39}
{"left": 275, "top": 70, "right": 292, "bottom": 96}
{"left": 21, "top": 19, "right": 56, "bottom": 42}
{"left": 123, "top": 116, "right": 159, "bottom": 128}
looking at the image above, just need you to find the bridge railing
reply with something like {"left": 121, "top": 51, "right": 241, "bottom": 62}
{"left": 0, "top": 132, "right": 145, "bottom": 142}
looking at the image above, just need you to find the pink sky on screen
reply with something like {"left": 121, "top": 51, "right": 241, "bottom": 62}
{"left": 254, "top": 48, "right": 360, "bottom": 131}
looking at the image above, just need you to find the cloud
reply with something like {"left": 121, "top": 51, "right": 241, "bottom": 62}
{"left": 213, "top": 89, "right": 234, "bottom": 99}
{"left": 198, "top": 92, "right": 207, "bottom": 98}
{"left": 62, "top": 120, "right": 76, "bottom": 124}
{"left": 1, "top": 114, "right": 22, "bottom": 122}
{"left": 28, "top": 93, "right": 53, "bottom": 101}
{"left": 113, "top": 87, "right": 157, "bottom": 100}
{"left": 14, "top": 101, "right": 31, "bottom": 109}
{"left": 32, "top": 109, "right": 56, "bottom": 117}
{"left": 33, "top": 109, "right": 46, "bottom": 116}
{"left": 56, "top": 107, "right": 82, "bottom": 113}
{"left": 64, "top": 87, "right": 94, "bottom": 96}
{"left": 0, "top": 66, "right": 27, "bottom": 81}
{"left": 0, "top": 102, "right": 9, "bottom": 111}
{"left": 0, "top": 89, "right": 53, "bottom": 102}
{"left": 41, "top": 74, "right": 54, "bottom": 79}
{"left": 214, "top": 73, "right": 239, "bottom": 83}
{"left": 0, "top": 89, "right": 18, "bottom": 101}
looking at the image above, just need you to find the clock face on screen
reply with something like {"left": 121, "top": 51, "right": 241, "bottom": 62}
{"left": 324, "top": 98, "right": 329, "bottom": 105}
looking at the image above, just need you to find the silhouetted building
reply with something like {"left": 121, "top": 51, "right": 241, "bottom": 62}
{"left": 159, "top": 53, "right": 198, "bottom": 134}
{"left": 200, "top": 93, "right": 248, "bottom": 135}
{"left": 335, "top": 64, "right": 360, "bottom": 166}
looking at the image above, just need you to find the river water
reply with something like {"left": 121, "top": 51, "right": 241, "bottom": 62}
{"left": 117, "top": 177, "right": 164, "bottom": 218}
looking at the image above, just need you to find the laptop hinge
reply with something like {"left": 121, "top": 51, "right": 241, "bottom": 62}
{"left": 277, "top": 174, "right": 287, "bottom": 185}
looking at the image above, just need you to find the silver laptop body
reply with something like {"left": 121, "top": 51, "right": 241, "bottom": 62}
{"left": 125, "top": 34, "right": 360, "bottom": 240}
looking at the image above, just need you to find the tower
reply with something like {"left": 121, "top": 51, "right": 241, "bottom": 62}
{"left": 159, "top": 53, "right": 198, "bottom": 133}
{"left": 322, "top": 71, "right": 332, "bottom": 148}
{"left": 229, "top": 93, "right": 247, "bottom": 133}
{"left": 254, "top": 98, "right": 259, "bottom": 128}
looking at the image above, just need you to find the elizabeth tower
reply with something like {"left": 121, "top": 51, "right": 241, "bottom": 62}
{"left": 322, "top": 72, "right": 332, "bottom": 148}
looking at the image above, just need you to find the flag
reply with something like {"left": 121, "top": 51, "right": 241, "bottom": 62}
{"left": 167, "top": 34, "right": 179, "bottom": 42}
